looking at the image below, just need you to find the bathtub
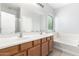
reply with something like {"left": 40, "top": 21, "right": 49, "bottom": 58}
{"left": 54, "top": 32, "right": 79, "bottom": 56}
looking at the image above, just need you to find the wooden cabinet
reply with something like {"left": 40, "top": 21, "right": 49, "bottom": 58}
{"left": 49, "top": 40, "right": 53, "bottom": 52}
{"left": 20, "top": 41, "right": 33, "bottom": 51}
{"left": 0, "top": 45, "right": 19, "bottom": 56}
{"left": 14, "top": 51, "right": 26, "bottom": 56}
{"left": 50, "top": 36, "right": 53, "bottom": 40}
{"left": 33, "top": 39, "right": 41, "bottom": 46}
{"left": 42, "top": 38, "right": 47, "bottom": 43}
{"left": 47, "top": 37, "right": 51, "bottom": 40}
{"left": 28, "top": 45, "right": 40, "bottom": 56}
{"left": 0, "top": 36, "right": 54, "bottom": 56}
{"left": 47, "top": 36, "right": 54, "bottom": 53}
{"left": 41, "top": 41, "right": 48, "bottom": 56}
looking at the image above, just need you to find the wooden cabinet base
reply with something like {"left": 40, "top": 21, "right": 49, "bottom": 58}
{"left": 28, "top": 45, "right": 40, "bottom": 56}
{"left": 0, "top": 36, "right": 54, "bottom": 56}
{"left": 0, "top": 45, "right": 19, "bottom": 56}
{"left": 14, "top": 51, "right": 27, "bottom": 56}
{"left": 20, "top": 41, "right": 33, "bottom": 51}
{"left": 47, "top": 36, "right": 54, "bottom": 53}
{"left": 49, "top": 40, "right": 53, "bottom": 52}
{"left": 41, "top": 41, "right": 48, "bottom": 56}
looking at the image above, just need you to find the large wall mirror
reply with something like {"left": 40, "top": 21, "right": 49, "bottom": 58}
{"left": 0, "top": 4, "right": 20, "bottom": 34}
{"left": 1, "top": 11, "right": 16, "bottom": 34}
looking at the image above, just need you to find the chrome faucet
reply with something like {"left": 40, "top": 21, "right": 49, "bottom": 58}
{"left": 19, "top": 32, "right": 22, "bottom": 37}
{"left": 40, "top": 31, "right": 43, "bottom": 35}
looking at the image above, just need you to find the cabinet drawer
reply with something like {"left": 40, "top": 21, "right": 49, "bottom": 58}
{"left": 33, "top": 39, "right": 41, "bottom": 46}
{"left": 14, "top": 51, "right": 26, "bottom": 56}
{"left": 47, "top": 37, "right": 51, "bottom": 40}
{"left": 0, "top": 45, "right": 19, "bottom": 56}
{"left": 28, "top": 45, "right": 40, "bottom": 56}
{"left": 42, "top": 38, "right": 47, "bottom": 43}
{"left": 41, "top": 41, "right": 48, "bottom": 56}
{"left": 20, "top": 41, "right": 33, "bottom": 51}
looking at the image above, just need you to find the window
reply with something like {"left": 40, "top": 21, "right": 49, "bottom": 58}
{"left": 47, "top": 16, "right": 53, "bottom": 32}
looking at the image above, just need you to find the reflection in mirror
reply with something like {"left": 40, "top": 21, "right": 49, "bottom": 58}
{"left": 1, "top": 11, "right": 16, "bottom": 34}
{"left": 0, "top": 4, "right": 20, "bottom": 34}
{"left": 20, "top": 16, "right": 32, "bottom": 32}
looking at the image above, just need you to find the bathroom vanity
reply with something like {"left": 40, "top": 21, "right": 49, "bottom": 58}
{"left": 0, "top": 33, "right": 54, "bottom": 56}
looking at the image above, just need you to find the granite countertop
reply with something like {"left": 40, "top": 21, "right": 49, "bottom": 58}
{"left": 0, "top": 33, "right": 54, "bottom": 49}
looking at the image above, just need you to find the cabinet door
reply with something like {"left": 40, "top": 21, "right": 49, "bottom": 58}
{"left": 41, "top": 41, "right": 48, "bottom": 56}
{"left": 47, "top": 36, "right": 54, "bottom": 53}
{"left": 49, "top": 40, "right": 53, "bottom": 52}
{"left": 0, "top": 45, "right": 19, "bottom": 56}
{"left": 33, "top": 39, "right": 40, "bottom": 46}
{"left": 50, "top": 36, "right": 53, "bottom": 40}
{"left": 47, "top": 37, "right": 51, "bottom": 40}
{"left": 28, "top": 45, "right": 40, "bottom": 56}
{"left": 20, "top": 41, "right": 33, "bottom": 51}
{"left": 42, "top": 38, "right": 47, "bottom": 43}
{"left": 14, "top": 51, "right": 26, "bottom": 56}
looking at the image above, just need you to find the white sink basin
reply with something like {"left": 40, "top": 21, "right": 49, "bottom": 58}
{"left": 22, "top": 35, "right": 41, "bottom": 39}
{"left": 0, "top": 38, "right": 18, "bottom": 45}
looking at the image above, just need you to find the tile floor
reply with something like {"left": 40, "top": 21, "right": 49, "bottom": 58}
{"left": 49, "top": 48, "right": 73, "bottom": 56}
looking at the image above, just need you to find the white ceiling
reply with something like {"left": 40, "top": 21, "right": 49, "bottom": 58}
{"left": 49, "top": 3, "right": 69, "bottom": 9}
{"left": 1, "top": 3, "right": 69, "bottom": 9}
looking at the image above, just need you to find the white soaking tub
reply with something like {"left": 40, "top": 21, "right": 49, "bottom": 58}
{"left": 54, "top": 32, "right": 79, "bottom": 56}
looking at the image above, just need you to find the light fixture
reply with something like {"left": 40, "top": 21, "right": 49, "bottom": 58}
{"left": 36, "top": 3, "right": 44, "bottom": 8}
